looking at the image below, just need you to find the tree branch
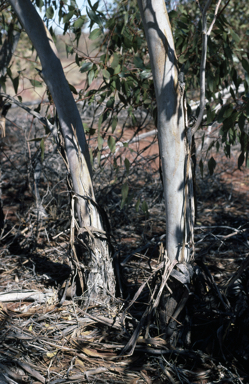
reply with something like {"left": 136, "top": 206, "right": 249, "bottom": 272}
{"left": 192, "top": 0, "right": 222, "bottom": 136}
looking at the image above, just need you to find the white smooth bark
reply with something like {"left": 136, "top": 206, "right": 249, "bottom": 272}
{"left": 9, "top": 0, "right": 115, "bottom": 303}
{"left": 138, "top": 0, "right": 190, "bottom": 262}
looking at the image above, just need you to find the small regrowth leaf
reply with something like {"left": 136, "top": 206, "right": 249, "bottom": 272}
{"left": 135, "top": 198, "right": 140, "bottom": 212}
{"left": 141, "top": 201, "right": 148, "bottom": 215}
{"left": 40, "top": 138, "right": 45, "bottom": 162}
{"left": 121, "top": 182, "right": 129, "bottom": 209}
{"left": 80, "top": 62, "right": 93, "bottom": 73}
{"left": 110, "top": 53, "right": 120, "bottom": 69}
{"left": 89, "top": 28, "right": 101, "bottom": 40}
{"left": 242, "top": 58, "right": 249, "bottom": 74}
{"left": 112, "top": 116, "right": 118, "bottom": 133}
{"left": 108, "top": 136, "right": 116, "bottom": 153}
{"left": 74, "top": 16, "right": 86, "bottom": 29}
{"left": 29, "top": 79, "right": 43, "bottom": 87}
{"left": 68, "top": 83, "right": 78, "bottom": 94}
{"left": 12, "top": 76, "right": 19, "bottom": 93}
{"left": 124, "top": 158, "right": 130, "bottom": 173}
{"left": 208, "top": 156, "right": 216, "bottom": 176}
{"left": 46, "top": 6, "right": 54, "bottom": 19}
{"left": 98, "top": 135, "right": 103, "bottom": 151}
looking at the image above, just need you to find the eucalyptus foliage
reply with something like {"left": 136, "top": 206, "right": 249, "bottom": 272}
{"left": 2, "top": 0, "right": 249, "bottom": 177}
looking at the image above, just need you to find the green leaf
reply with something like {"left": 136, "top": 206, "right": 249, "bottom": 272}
{"left": 246, "top": 101, "right": 249, "bottom": 118}
{"left": 135, "top": 198, "right": 140, "bottom": 212}
{"left": 106, "top": 97, "right": 114, "bottom": 109}
{"left": 124, "top": 158, "right": 130, "bottom": 173}
{"left": 230, "top": 87, "right": 235, "bottom": 100}
{"left": 66, "top": 44, "right": 74, "bottom": 55}
{"left": 133, "top": 56, "right": 144, "bottom": 69}
{"left": 68, "top": 83, "right": 78, "bottom": 94}
{"left": 238, "top": 113, "right": 246, "bottom": 131}
{"left": 216, "top": 141, "right": 220, "bottom": 152}
{"left": 110, "top": 79, "right": 117, "bottom": 91}
{"left": 199, "top": 159, "right": 203, "bottom": 178}
{"left": 178, "top": 55, "right": 186, "bottom": 64}
{"left": 36, "top": 0, "right": 44, "bottom": 10}
{"left": 80, "top": 62, "right": 93, "bottom": 73}
{"left": 140, "top": 69, "right": 151, "bottom": 80}
{"left": 98, "top": 135, "right": 103, "bottom": 151}
{"left": 141, "top": 201, "right": 148, "bottom": 215}
{"left": 102, "top": 69, "right": 110, "bottom": 80}
{"left": 110, "top": 53, "right": 120, "bottom": 69}
{"left": 73, "top": 16, "right": 86, "bottom": 29}
{"left": 118, "top": 92, "right": 127, "bottom": 105}
{"left": 112, "top": 116, "right": 118, "bottom": 133}
{"left": 89, "top": 28, "right": 101, "bottom": 40}
{"left": 83, "top": 123, "right": 95, "bottom": 135}
{"left": 40, "top": 138, "right": 45, "bottom": 162}
{"left": 12, "top": 76, "right": 19, "bottom": 93}
{"left": 223, "top": 106, "right": 233, "bottom": 118}
{"left": 208, "top": 157, "right": 216, "bottom": 176}
{"left": 89, "top": 148, "right": 93, "bottom": 167}
{"left": 238, "top": 152, "right": 244, "bottom": 170}
{"left": 97, "top": 151, "right": 101, "bottom": 166}
{"left": 206, "top": 107, "right": 214, "bottom": 125}
{"left": 88, "top": 69, "right": 95, "bottom": 85}
{"left": 208, "top": 75, "right": 214, "bottom": 93}
{"left": 108, "top": 136, "right": 116, "bottom": 153}
{"left": 46, "top": 6, "right": 54, "bottom": 19}
{"left": 169, "top": 10, "right": 178, "bottom": 19}
{"left": 242, "top": 58, "right": 249, "bottom": 74}
{"left": 29, "top": 79, "right": 43, "bottom": 87}
{"left": 230, "top": 29, "right": 240, "bottom": 43}
{"left": 63, "top": 10, "right": 74, "bottom": 24}
{"left": 86, "top": 7, "right": 102, "bottom": 27}
{"left": 98, "top": 114, "right": 103, "bottom": 130}
{"left": 75, "top": 53, "right": 80, "bottom": 66}
{"left": 121, "top": 182, "right": 129, "bottom": 209}
{"left": 89, "top": 0, "right": 100, "bottom": 12}
{"left": 229, "top": 126, "right": 237, "bottom": 144}
{"left": 83, "top": 122, "right": 89, "bottom": 132}
{"left": 114, "top": 65, "right": 121, "bottom": 75}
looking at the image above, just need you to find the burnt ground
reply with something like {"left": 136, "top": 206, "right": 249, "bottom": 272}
{"left": 0, "top": 103, "right": 249, "bottom": 383}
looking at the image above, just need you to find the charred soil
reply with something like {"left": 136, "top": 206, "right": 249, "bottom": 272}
{"left": 0, "top": 105, "right": 249, "bottom": 383}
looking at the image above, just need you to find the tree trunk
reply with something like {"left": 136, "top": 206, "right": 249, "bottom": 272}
{"left": 138, "top": 0, "right": 194, "bottom": 263}
{"left": 9, "top": 0, "right": 116, "bottom": 305}
{"left": 0, "top": 19, "right": 20, "bottom": 230}
{"left": 138, "top": 0, "right": 195, "bottom": 345}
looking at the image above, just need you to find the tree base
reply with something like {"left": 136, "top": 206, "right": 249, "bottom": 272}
{"left": 159, "top": 278, "right": 190, "bottom": 347}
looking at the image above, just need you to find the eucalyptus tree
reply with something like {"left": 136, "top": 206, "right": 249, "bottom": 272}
{"left": 7, "top": 0, "right": 116, "bottom": 305}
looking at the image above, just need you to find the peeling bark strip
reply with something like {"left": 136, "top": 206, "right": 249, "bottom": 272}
{"left": 138, "top": 0, "right": 193, "bottom": 262}
{"left": 9, "top": 0, "right": 115, "bottom": 303}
